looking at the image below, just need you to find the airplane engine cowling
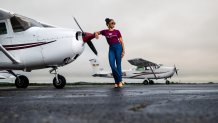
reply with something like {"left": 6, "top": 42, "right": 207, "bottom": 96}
{"left": 38, "top": 29, "right": 85, "bottom": 67}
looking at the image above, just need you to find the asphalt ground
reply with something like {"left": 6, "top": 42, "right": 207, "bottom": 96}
{"left": 0, "top": 83, "right": 218, "bottom": 123}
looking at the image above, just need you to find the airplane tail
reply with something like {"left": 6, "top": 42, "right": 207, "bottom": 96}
{"left": 89, "top": 58, "right": 104, "bottom": 75}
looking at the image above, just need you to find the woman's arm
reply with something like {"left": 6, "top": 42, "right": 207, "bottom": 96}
{"left": 119, "top": 37, "right": 125, "bottom": 58}
{"left": 94, "top": 31, "right": 101, "bottom": 39}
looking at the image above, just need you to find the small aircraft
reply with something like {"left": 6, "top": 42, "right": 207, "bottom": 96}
{"left": 0, "top": 71, "right": 14, "bottom": 79}
{"left": 89, "top": 58, "right": 178, "bottom": 84}
{"left": 0, "top": 8, "right": 97, "bottom": 88}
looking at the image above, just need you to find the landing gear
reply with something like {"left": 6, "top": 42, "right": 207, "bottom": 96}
{"left": 166, "top": 80, "right": 170, "bottom": 85}
{"left": 143, "top": 80, "right": 149, "bottom": 85}
{"left": 7, "top": 70, "right": 29, "bottom": 88}
{"left": 53, "top": 74, "right": 66, "bottom": 89}
{"left": 149, "top": 80, "right": 154, "bottom": 85}
{"left": 50, "top": 67, "right": 66, "bottom": 89}
{"left": 15, "top": 75, "right": 29, "bottom": 88}
{"left": 142, "top": 80, "right": 154, "bottom": 85}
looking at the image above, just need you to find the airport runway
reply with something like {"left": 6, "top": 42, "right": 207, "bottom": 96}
{"left": 0, "top": 84, "right": 218, "bottom": 123}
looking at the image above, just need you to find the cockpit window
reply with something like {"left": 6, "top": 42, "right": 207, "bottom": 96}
{"left": 136, "top": 66, "right": 145, "bottom": 71}
{"left": 0, "top": 22, "right": 7, "bottom": 35}
{"left": 10, "top": 16, "right": 26, "bottom": 32}
{"left": 10, "top": 14, "right": 43, "bottom": 33}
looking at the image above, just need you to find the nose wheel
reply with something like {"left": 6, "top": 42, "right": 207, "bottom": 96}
{"left": 53, "top": 74, "right": 66, "bottom": 89}
{"left": 50, "top": 67, "right": 66, "bottom": 89}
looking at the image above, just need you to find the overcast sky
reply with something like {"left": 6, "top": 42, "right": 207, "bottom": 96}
{"left": 1, "top": 0, "right": 218, "bottom": 83}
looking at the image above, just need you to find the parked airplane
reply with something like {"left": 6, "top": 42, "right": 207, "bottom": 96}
{"left": 0, "top": 8, "right": 96, "bottom": 88}
{"left": 89, "top": 58, "right": 178, "bottom": 84}
{"left": 0, "top": 71, "right": 14, "bottom": 79}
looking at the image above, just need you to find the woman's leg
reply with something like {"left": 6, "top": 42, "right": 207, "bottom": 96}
{"left": 109, "top": 46, "right": 119, "bottom": 84}
{"left": 114, "top": 44, "right": 122, "bottom": 82}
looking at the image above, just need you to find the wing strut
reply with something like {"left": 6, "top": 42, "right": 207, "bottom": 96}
{"left": 148, "top": 64, "right": 157, "bottom": 80}
{"left": 0, "top": 44, "right": 20, "bottom": 64}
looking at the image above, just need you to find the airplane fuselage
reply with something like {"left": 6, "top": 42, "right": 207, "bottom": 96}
{"left": 94, "top": 66, "right": 175, "bottom": 80}
{"left": 0, "top": 25, "right": 85, "bottom": 71}
{"left": 123, "top": 66, "right": 175, "bottom": 79}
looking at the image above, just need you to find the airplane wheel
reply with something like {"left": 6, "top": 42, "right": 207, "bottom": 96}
{"left": 143, "top": 80, "right": 149, "bottom": 85}
{"left": 53, "top": 74, "right": 66, "bottom": 89}
{"left": 149, "top": 80, "right": 154, "bottom": 85}
{"left": 166, "top": 80, "right": 170, "bottom": 85}
{"left": 15, "top": 75, "right": 29, "bottom": 88}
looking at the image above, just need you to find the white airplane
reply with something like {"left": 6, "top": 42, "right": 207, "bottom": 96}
{"left": 89, "top": 58, "right": 178, "bottom": 84}
{"left": 0, "top": 71, "right": 14, "bottom": 79}
{"left": 0, "top": 8, "right": 97, "bottom": 88}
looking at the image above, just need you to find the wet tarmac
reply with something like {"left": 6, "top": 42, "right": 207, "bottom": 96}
{"left": 0, "top": 84, "right": 218, "bottom": 123}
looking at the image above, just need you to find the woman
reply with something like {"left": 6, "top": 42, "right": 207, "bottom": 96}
{"left": 95, "top": 18, "right": 125, "bottom": 88}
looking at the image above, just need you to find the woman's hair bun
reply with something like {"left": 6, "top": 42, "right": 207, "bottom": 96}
{"left": 105, "top": 18, "right": 111, "bottom": 24}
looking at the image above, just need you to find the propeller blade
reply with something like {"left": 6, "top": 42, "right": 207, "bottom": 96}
{"left": 73, "top": 17, "right": 85, "bottom": 36}
{"left": 174, "top": 64, "right": 178, "bottom": 76}
{"left": 175, "top": 69, "right": 178, "bottom": 76}
{"left": 87, "top": 40, "right": 98, "bottom": 55}
{"left": 73, "top": 17, "right": 98, "bottom": 56}
{"left": 83, "top": 32, "right": 98, "bottom": 55}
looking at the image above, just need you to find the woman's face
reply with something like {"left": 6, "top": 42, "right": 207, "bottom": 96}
{"left": 108, "top": 20, "right": 116, "bottom": 29}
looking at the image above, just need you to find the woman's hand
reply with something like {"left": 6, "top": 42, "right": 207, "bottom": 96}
{"left": 119, "top": 37, "right": 125, "bottom": 59}
{"left": 122, "top": 51, "right": 125, "bottom": 58}
{"left": 94, "top": 32, "right": 99, "bottom": 39}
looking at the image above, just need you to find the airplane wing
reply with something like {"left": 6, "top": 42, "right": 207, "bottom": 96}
{"left": 128, "top": 58, "right": 158, "bottom": 67}
{"left": 128, "top": 58, "right": 159, "bottom": 79}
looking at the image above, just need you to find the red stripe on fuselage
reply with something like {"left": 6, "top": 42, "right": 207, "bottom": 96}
{"left": 130, "top": 71, "right": 168, "bottom": 78}
{"left": 3, "top": 40, "right": 56, "bottom": 51}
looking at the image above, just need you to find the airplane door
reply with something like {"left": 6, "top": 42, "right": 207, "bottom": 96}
{"left": 0, "top": 20, "right": 13, "bottom": 63}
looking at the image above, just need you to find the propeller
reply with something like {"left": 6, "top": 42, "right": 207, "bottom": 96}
{"left": 174, "top": 64, "right": 178, "bottom": 76}
{"left": 73, "top": 17, "right": 98, "bottom": 55}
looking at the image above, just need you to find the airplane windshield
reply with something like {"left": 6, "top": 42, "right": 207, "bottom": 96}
{"left": 136, "top": 66, "right": 145, "bottom": 71}
{"left": 10, "top": 14, "right": 43, "bottom": 32}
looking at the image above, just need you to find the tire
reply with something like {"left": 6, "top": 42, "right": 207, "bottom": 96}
{"left": 143, "top": 80, "right": 149, "bottom": 85}
{"left": 149, "top": 80, "right": 154, "bottom": 85}
{"left": 166, "top": 80, "right": 170, "bottom": 85}
{"left": 15, "top": 75, "right": 29, "bottom": 88}
{"left": 53, "top": 74, "right": 66, "bottom": 89}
